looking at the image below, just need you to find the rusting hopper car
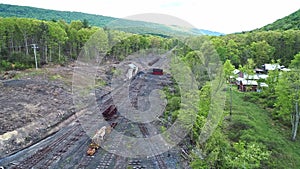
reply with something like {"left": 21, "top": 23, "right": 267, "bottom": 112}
{"left": 102, "top": 105, "right": 117, "bottom": 120}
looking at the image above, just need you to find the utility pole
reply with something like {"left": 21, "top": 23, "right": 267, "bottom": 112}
{"left": 31, "top": 44, "right": 38, "bottom": 70}
{"left": 230, "top": 83, "right": 232, "bottom": 117}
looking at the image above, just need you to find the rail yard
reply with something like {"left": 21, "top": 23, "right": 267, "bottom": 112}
{"left": 0, "top": 53, "right": 191, "bottom": 169}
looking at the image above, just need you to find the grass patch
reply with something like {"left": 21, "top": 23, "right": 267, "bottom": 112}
{"left": 49, "top": 74, "right": 62, "bottom": 80}
{"left": 224, "top": 89, "right": 300, "bottom": 168}
{"left": 13, "top": 68, "right": 46, "bottom": 79}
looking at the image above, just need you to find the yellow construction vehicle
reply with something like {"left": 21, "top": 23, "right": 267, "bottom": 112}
{"left": 86, "top": 125, "right": 113, "bottom": 156}
{"left": 87, "top": 142, "right": 100, "bottom": 156}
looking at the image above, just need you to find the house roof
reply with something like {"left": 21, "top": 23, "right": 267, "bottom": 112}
{"left": 233, "top": 69, "right": 240, "bottom": 74}
{"left": 260, "top": 82, "right": 269, "bottom": 87}
{"left": 244, "top": 74, "right": 259, "bottom": 80}
{"left": 257, "top": 74, "right": 268, "bottom": 79}
{"left": 241, "top": 80, "right": 258, "bottom": 86}
{"left": 263, "top": 64, "right": 281, "bottom": 71}
{"left": 255, "top": 68, "right": 265, "bottom": 72}
{"left": 236, "top": 77, "right": 244, "bottom": 81}
{"left": 281, "top": 68, "right": 291, "bottom": 72}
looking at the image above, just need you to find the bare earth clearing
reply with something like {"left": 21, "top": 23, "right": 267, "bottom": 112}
{"left": 0, "top": 54, "right": 191, "bottom": 168}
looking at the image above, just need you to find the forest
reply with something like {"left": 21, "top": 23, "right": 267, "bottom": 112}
{"left": 0, "top": 6, "right": 300, "bottom": 169}
{"left": 0, "top": 17, "right": 177, "bottom": 70}
{"left": 259, "top": 8, "right": 300, "bottom": 31}
{"left": 1, "top": 17, "right": 300, "bottom": 70}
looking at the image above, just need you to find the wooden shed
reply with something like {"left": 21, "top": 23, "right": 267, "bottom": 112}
{"left": 238, "top": 80, "right": 258, "bottom": 92}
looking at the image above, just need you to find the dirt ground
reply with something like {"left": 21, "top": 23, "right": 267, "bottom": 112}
{"left": 0, "top": 64, "right": 75, "bottom": 157}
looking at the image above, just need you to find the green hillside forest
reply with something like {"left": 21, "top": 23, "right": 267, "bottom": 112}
{"left": 0, "top": 4, "right": 300, "bottom": 169}
{"left": 260, "top": 9, "right": 300, "bottom": 31}
{"left": 0, "top": 4, "right": 223, "bottom": 36}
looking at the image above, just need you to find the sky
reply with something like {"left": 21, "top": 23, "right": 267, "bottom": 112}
{"left": 0, "top": 0, "right": 299, "bottom": 34}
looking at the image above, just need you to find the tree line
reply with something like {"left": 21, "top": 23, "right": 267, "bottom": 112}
{"left": 2, "top": 17, "right": 300, "bottom": 71}
{"left": 211, "top": 30, "right": 300, "bottom": 68}
{"left": 0, "top": 17, "right": 176, "bottom": 70}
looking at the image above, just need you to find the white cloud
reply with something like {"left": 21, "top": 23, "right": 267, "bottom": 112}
{"left": 0, "top": 0, "right": 299, "bottom": 34}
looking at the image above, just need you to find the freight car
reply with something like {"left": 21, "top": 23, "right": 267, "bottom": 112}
{"left": 152, "top": 68, "right": 163, "bottom": 75}
{"left": 102, "top": 105, "right": 117, "bottom": 120}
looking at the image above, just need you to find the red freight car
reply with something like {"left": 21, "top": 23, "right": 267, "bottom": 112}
{"left": 152, "top": 68, "right": 163, "bottom": 75}
{"left": 102, "top": 105, "right": 117, "bottom": 120}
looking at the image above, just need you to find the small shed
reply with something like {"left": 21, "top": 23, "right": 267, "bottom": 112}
{"left": 238, "top": 80, "right": 258, "bottom": 92}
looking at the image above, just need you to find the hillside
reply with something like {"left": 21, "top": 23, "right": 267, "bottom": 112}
{"left": 259, "top": 9, "right": 300, "bottom": 31}
{"left": 0, "top": 3, "right": 223, "bottom": 36}
{"left": 224, "top": 90, "right": 300, "bottom": 168}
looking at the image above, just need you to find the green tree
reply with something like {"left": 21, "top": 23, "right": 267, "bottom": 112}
{"left": 275, "top": 52, "right": 300, "bottom": 140}
{"left": 224, "top": 59, "right": 235, "bottom": 82}
{"left": 16, "top": 18, "right": 34, "bottom": 55}
{"left": 48, "top": 21, "right": 68, "bottom": 62}
{"left": 289, "top": 52, "right": 300, "bottom": 141}
{"left": 265, "top": 59, "right": 280, "bottom": 94}
{"left": 190, "top": 129, "right": 229, "bottom": 169}
{"left": 70, "top": 20, "right": 84, "bottom": 30}
{"left": 249, "top": 40, "right": 275, "bottom": 67}
{"left": 243, "top": 58, "right": 255, "bottom": 82}
{"left": 226, "top": 39, "right": 240, "bottom": 66}
{"left": 82, "top": 19, "right": 90, "bottom": 28}
{"left": 211, "top": 37, "right": 227, "bottom": 62}
{"left": 223, "top": 59, "right": 235, "bottom": 117}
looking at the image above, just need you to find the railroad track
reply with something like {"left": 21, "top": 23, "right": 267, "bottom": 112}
{"left": 12, "top": 122, "right": 83, "bottom": 169}
{"left": 75, "top": 68, "right": 144, "bottom": 168}
{"left": 154, "top": 154, "right": 168, "bottom": 169}
{"left": 42, "top": 128, "right": 86, "bottom": 167}
{"left": 88, "top": 55, "right": 173, "bottom": 168}
{"left": 78, "top": 69, "right": 170, "bottom": 168}
{"left": 138, "top": 124, "right": 149, "bottom": 137}
{"left": 132, "top": 73, "right": 168, "bottom": 169}
{"left": 137, "top": 122, "right": 167, "bottom": 169}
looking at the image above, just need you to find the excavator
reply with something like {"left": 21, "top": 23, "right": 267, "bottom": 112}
{"left": 86, "top": 123, "right": 115, "bottom": 156}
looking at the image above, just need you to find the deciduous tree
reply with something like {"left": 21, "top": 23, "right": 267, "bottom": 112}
{"left": 275, "top": 52, "right": 300, "bottom": 141}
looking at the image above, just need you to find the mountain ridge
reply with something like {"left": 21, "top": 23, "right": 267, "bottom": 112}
{"left": 0, "top": 3, "right": 224, "bottom": 36}
{"left": 259, "top": 8, "right": 300, "bottom": 31}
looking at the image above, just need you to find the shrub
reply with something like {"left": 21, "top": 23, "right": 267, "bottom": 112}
{"left": 224, "top": 141, "right": 271, "bottom": 169}
{"left": 0, "top": 60, "right": 11, "bottom": 71}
